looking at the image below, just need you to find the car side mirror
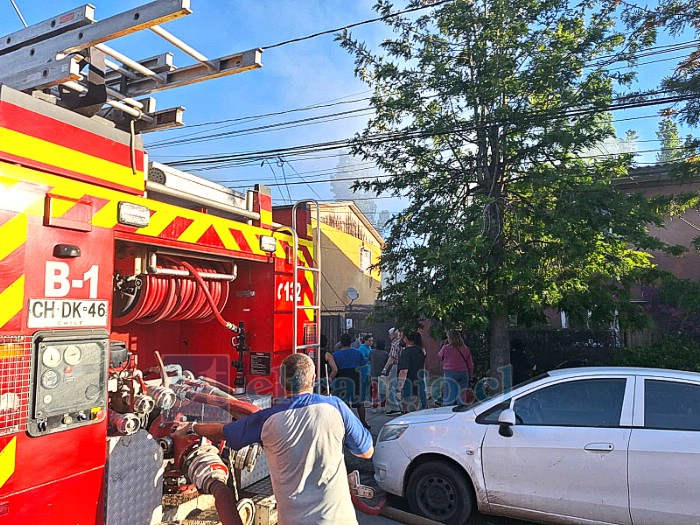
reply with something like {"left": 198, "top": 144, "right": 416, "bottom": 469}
{"left": 498, "top": 408, "right": 516, "bottom": 437}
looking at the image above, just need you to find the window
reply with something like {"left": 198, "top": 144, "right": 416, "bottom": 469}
{"left": 644, "top": 380, "right": 700, "bottom": 431}
{"left": 360, "top": 247, "right": 371, "bottom": 274}
{"left": 477, "top": 401, "right": 511, "bottom": 424}
{"left": 513, "top": 378, "right": 626, "bottom": 427}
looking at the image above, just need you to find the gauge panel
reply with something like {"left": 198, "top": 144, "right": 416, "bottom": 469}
{"left": 29, "top": 330, "right": 109, "bottom": 436}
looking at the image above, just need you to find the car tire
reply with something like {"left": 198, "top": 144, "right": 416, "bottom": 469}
{"left": 406, "top": 461, "right": 474, "bottom": 525}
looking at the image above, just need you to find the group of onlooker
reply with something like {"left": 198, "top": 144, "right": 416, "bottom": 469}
{"left": 318, "top": 327, "right": 478, "bottom": 426}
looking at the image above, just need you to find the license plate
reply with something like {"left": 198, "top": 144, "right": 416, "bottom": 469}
{"left": 27, "top": 299, "right": 109, "bottom": 328}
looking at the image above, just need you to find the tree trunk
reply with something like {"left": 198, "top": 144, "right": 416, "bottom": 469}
{"left": 490, "top": 313, "right": 511, "bottom": 390}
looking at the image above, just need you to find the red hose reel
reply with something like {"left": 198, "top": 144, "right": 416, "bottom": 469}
{"left": 113, "top": 255, "right": 232, "bottom": 326}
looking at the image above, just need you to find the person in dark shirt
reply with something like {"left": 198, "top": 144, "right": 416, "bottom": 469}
{"left": 328, "top": 333, "right": 370, "bottom": 429}
{"left": 370, "top": 340, "right": 389, "bottom": 409}
{"left": 397, "top": 331, "right": 427, "bottom": 413}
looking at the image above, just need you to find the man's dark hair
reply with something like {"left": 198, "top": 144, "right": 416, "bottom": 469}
{"left": 375, "top": 339, "right": 386, "bottom": 351}
{"left": 320, "top": 334, "right": 328, "bottom": 349}
{"left": 340, "top": 333, "right": 352, "bottom": 347}
{"left": 404, "top": 331, "right": 420, "bottom": 344}
{"left": 280, "top": 353, "right": 315, "bottom": 394}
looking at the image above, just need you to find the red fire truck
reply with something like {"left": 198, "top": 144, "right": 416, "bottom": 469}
{"left": 0, "top": 2, "right": 320, "bottom": 524}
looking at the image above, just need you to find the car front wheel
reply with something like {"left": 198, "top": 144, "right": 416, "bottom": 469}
{"left": 406, "top": 461, "right": 474, "bottom": 525}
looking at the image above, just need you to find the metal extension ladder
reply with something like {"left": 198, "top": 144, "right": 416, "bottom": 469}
{"left": 275, "top": 201, "right": 323, "bottom": 391}
{"left": 0, "top": 1, "right": 262, "bottom": 132}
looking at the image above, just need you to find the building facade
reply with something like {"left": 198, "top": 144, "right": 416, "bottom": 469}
{"left": 316, "top": 201, "right": 384, "bottom": 347}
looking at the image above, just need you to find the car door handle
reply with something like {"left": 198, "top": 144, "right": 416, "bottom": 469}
{"left": 584, "top": 442, "right": 614, "bottom": 452}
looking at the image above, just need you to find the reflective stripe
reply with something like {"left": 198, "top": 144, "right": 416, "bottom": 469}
{"left": 176, "top": 217, "right": 213, "bottom": 244}
{"left": 0, "top": 214, "right": 26, "bottom": 261}
{"left": 0, "top": 128, "right": 142, "bottom": 193}
{"left": 0, "top": 437, "right": 17, "bottom": 488}
{"left": 0, "top": 163, "right": 315, "bottom": 263}
{"left": 0, "top": 276, "right": 24, "bottom": 329}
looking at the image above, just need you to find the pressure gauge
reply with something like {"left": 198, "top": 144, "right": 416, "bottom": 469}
{"left": 63, "top": 345, "right": 82, "bottom": 366}
{"left": 42, "top": 346, "right": 62, "bottom": 368}
{"left": 85, "top": 384, "right": 100, "bottom": 401}
{"left": 41, "top": 369, "right": 61, "bottom": 390}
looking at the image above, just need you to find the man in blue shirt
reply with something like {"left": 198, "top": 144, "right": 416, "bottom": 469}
{"left": 328, "top": 333, "right": 371, "bottom": 429}
{"left": 178, "top": 353, "right": 373, "bottom": 525}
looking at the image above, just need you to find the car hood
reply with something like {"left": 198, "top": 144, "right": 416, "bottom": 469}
{"left": 390, "top": 406, "right": 458, "bottom": 425}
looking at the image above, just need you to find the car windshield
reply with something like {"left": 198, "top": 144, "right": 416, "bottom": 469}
{"left": 453, "top": 372, "right": 550, "bottom": 412}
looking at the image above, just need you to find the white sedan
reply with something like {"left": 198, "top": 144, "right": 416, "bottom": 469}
{"left": 374, "top": 367, "right": 700, "bottom": 524}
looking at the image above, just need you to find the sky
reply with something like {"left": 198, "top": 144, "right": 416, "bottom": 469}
{"left": 0, "top": 0, "right": 695, "bottom": 218}
{"left": 0, "top": 0, "right": 393, "bottom": 209}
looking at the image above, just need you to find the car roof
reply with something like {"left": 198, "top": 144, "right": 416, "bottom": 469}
{"left": 547, "top": 366, "right": 700, "bottom": 381}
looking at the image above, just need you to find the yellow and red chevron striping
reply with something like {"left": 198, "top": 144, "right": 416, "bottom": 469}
{"left": 0, "top": 178, "right": 51, "bottom": 214}
{"left": 1, "top": 162, "right": 315, "bottom": 265}
{"left": 230, "top": 227, "right": 252, "bottom": 253}
{"left": 0, "top": 210, "right": 26, "bottom": 331}
{"left": 160, "top": 216, "right": 195, "bottom": 238}
{"left": 276, "top": 239, "right": 316, "bottom": 321}
{"left": 0, "top": 437, "right": 17, "bottom": 489}
{"left": 0, "top": 101, "right": 144, "bottom": 195}
{"left": 0, "top": 102, "right": 144, "bottom": 170}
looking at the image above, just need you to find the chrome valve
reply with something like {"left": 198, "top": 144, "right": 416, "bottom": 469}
{"left": 133, "top": 394, "right": 156, "bottom": 414}
{"left": 148, "top": 385, "right": 177, "bottom": 410}
{"left": 108, "top": 410, "right": 141, "bottom": 436}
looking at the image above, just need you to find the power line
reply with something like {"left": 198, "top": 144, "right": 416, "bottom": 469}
{"left": 260, "top": 0, "right": 455, "bottom": 50}
{"left": 146, "top": 94, "right": 373, "bottom": 147}
{"left": 9, "top": 0, "right": 27, "bottom": 27}
{"left": 282, "top": 159, "right": 324, "bottom": 201}
{"left": 221, "top": 146, "right": 689, "bottom": 190}
{"left": 147, "top": 46, "right": 700, "bottom": 151}
{"left": 321, "top": 273, "right": 349, "bottom": 306}
{"left": 225, "top": 166, "right": 378, "bottom": 188}
{"left": 147, "top": 107, "right": 374, "bottom": 150}
{"left": 162, "top": 89, "right": 696, "bottom": 170}
{"left": 208, "top": 162, "right": 377, "bottom": 185}
{"left": 202, "top": 134, "right": 667, "bottom": 188}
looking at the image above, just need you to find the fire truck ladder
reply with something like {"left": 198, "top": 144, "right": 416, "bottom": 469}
{"left": 0, "top": 1, "right": 262, "bottom": 132}
{"left": 275, "top": 201, "right": 323, "bottom": 391}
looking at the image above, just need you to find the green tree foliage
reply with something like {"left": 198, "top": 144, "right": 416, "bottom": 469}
{"left": 655, "top": 117, "right": 697, "bottom": 164}
{"left": 339, "top": 0, "right": 690, "bottom": 374}
{"left": 659, "top": 275, "right": 700, "bottom": 318}
{"left": 656, "top": 118, "right": 683, "bottom": 163}
{"left": 625, "top": 1, "right": 700, "bottom": 177}
{"left": 629, "top": 1, "right": 700, "bottom": 126}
